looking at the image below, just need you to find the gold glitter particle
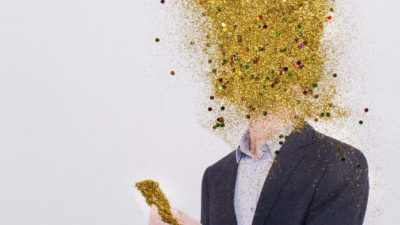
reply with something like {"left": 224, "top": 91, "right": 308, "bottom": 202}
{"left": 135, "top": 180, "right": 181, "bottom": 225}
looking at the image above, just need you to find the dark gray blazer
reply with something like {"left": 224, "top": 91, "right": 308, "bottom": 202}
{"left": 201, "top": 124, "right": 369, "bottom": 225}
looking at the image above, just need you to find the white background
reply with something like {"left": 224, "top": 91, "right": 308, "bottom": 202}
{"left": 0, "top": 0, "right": 399, "bottom": 224}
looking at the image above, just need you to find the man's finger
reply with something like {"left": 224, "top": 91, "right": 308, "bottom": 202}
{"left": 171, "top": 208, "right": 182, "bottom": 220}
{"left": 148, "top": 205, "right": 169, "bottom": 225}
{"left": 172, "top": 208, "right": 201, "bottom": 225}
{"left": 149, "top": 205, "right": 159, "bottom": 220}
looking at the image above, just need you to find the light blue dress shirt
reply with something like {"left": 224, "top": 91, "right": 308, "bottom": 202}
{"left": 234, "top": 127, "right": 291, "bottom": 225}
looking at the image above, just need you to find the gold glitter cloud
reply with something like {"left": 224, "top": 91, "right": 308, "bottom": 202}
{"left": 186, "top": 0, "right": 347, "bottom": 129}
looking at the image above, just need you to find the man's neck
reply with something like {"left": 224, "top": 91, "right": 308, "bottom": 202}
{"left": 248, "top": 114, "right": 293, "bottom": 157}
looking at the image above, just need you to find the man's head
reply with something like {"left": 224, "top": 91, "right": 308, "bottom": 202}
{"left": 192, "top": 0, "right": 344, "bottom": 129}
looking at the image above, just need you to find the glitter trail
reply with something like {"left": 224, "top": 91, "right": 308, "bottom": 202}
{"left": 136, "top": 180, "right": 181, "bottom": 225}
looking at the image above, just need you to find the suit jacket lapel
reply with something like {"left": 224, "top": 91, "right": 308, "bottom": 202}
{"left": 214, "top": 152, "right": 239, "bottom": 225}
{"left": 252, "top": 124, "right": 315, "bottom": 225}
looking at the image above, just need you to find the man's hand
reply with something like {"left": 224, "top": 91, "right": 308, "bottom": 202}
{"left": 148, "top": 205, "right": 201, "bottom": 225}
{"left": 148, "top": 205, "right": 168, "bottom": 225}
{"left": 171, "top": 208, "right": 201, "bottom": 225}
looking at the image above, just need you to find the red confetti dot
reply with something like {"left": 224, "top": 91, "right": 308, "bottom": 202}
{"left": 327, "top": 15, "right": 333, "bottom": 20}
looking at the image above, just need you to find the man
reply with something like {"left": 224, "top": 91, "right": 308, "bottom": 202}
{"left": 149, "top": 111, "right": 369, "bottom": 225}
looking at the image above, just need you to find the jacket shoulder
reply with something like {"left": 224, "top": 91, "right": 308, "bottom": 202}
{"left": 312, "top": 130, "right": 368, "bottom": 170}
{"left": 203, "top": 150, "right": 236, "bottom": 177}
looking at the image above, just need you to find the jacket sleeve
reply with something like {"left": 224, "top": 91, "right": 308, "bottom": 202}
{"left": 305, "top": 154, "right": 369, "bottom": 225}
{"left": 200, "top": 167, "right": 210, "bottom": 225}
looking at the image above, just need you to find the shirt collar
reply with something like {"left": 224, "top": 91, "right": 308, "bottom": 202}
{"left": 235, "top": 125, "right": 293, "bottom": 163}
